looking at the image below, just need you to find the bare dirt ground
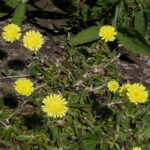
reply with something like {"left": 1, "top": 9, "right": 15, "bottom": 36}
{"left": 115, "top": 50, "right": 150, "bottom": 88}
{"left": 0, "top": 0, "right": 150, "bottom": 97}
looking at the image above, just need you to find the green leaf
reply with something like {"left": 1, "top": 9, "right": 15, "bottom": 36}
{"left": 67, "top": 143, "right": 79, "bottom": 150}
{"left": 69, "top": 103, "right": 92, "bottom": 108}
{"left": 3, "top": 0, "right": 20, "bottom": 8}
{"left": 27, "top": 65, "right": 39, "bottom": 76}
{"left": 16, "top": 135, "right": 31, "bottom": 141}
{"left": 134, "top": 10, "right": 148, "bottom": 36}
{"left": 3, "top": 66, "right": 9, "bottom": 76}
{"left": 80, "top": 134, "right": 99, "bottom": 150}
{"left": 144, "top": 7, "right": 150, "bottom": 13}
{"left": 22, "top": 139, "right": 33, "bottom": 150}
{"left": 112, "top": 2, "right": 123, "bottom": 28}
{"left": 138, "top": 127, "right": 150, "bottom": 139}
{"left": 43, "top": 146, "right": 58, "bottom": 150}
{"left": 81, "top": 4, "right": 89, "bottom": 21}
{"left": 117, "top": 28, "right": 150, "bottom": 56}
{"left": 0, "top": 12, "right": 9, "bottom": 18}
{"left": 0, "top": 141, "right": 14, "bottom": 148}
{"left": 70, "top": 26, "right": 100, "bottom": 46}
{"left": 80, "top": 140, "right": 97, "bottom": 150}
{"left": 51, "top": 127, "right": 61, "bottom": 141}
{"left": 0, "top": 0, "right": 20, "bottom": 18}
{"left": 12, "top": 2, "right": 26, "bottom": 25}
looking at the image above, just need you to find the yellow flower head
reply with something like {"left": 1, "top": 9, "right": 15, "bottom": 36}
{"left": 121, "top": 105, "right": 126, "bottom": 110}
{"left": 138, "top": 4, "right": 142, "bottom": 7}
{"left": 119, "top": 83, "right": 132, "bottom": 99}
{"left": 107, "top": 80, "right": 119, "bottom": 93}
{"left": 49, "top": 67, "right": 53, "bottom": 71}
{"left": 42, "top": 94, "right": 68, "bottom": 118}
{"left": 2, "top": 23, "right": 21, "bottom": 43}
{"left": 23, "top": 30, "right": 44, "bottom": 51}
{"left": 14, "top": 78, "right": 34, "bottom": 96}
{"left": 133, "top": 147, "right": 142, "bottom": 150}
{"left": 99, "top": 25, "right": 117, "bottom": 42}
{"left": 127, "top": 83, "right": 148, "bottom": 104}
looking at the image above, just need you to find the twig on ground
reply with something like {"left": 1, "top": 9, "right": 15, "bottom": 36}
{"left": 85, "top": 84, "right": 106, "bottom": 92}
{"left": 0, "top": 75, "right": 31, "bottom": 80}
{"left": 91, "top": 84, "right": 106, "bottom": 92}
{"left": 107, "top": 101, "right": 124, "bottom": 106}
{"left": 0, "top": 121, "right": 10, "bottom": 130}
{"left": 35, "top": 83, "right": 47, "bottom": 90}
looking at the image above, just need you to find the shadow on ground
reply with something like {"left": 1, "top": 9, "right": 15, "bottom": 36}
{"left": 23, "top": 113, "right": 44, "bottom": 130}
{"left": 119, "top": 53, "right": 136, "bottom": 64}
{"left": 3, "top": 93, "right": 18, "bottom": 108}
{"left": 25, "top": 0, "right": 69, "bottom": 36}
{"left": 51, "top": 0, "right": 72, "bottom": 12}
{"left": 7, "top": 59, "right": 27, "bottom": 71}
{"left": 89, "top": 93, "right": 113, "bottom": 120}
{"left": 0, "top": 49, "right": 8, "bottom": 60}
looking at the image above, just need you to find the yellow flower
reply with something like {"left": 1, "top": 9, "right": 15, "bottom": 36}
{"left": 49, "top": 67, "right": 53, "bottom": 71}
{"left": 119, "top": 83, "right": 132, "bottom": 99}
{"left": 42, "top": 94, "right": 68, "bottom": 118}
{"left": 133, "top": 147, "right": 142, "bottom": 150}
{"left": 121, "top": 105, "right": 126, "bottom": 110}
{"left": 99, "top": 25, "right": 117, "bottom": 42}
{"left": 23, "top": 30, "right": 44, "bottom": 51}
{"left": 127, "top": 83, "right": 148, "bottom": 104}
{"left": 2, "top": 23, "right": 21, "bottom": 43}
{"left": 14, "top": 78, "right": 34, "bottom": 96}
{"left": 138, "top": 4, "right": 142, "bottom": 7}
{"left": 107, "top": 80, "right": 119, "bottom": 93}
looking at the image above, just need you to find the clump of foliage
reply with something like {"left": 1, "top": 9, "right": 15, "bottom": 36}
{"left": 0, "top": 0, "right": 27, "bottom": 25}
{"left": 0, "top": 0, "right": 150, "bottom": 150}
{"left": 69, "top": 0, "right": 150, "bottom": 56}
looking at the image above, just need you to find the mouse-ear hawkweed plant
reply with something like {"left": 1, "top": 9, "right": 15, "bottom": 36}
{"left": 23, "top": 30, "right": 44, "bottom": 51}
{"left": 14, "top": 78, "right": 35, "bottom": 96}
{"left": 41, "top": 94, "right": 68, "bottom": 118}
{"left": 109, "top": 81, "right": 149, "bottom": 105}
{"left": 2, "top": 23, "right": 22, "bottom": 43}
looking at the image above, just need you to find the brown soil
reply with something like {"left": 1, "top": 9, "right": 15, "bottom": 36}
{"left": 115, "top": 50, "right": 150, "bottom": 88}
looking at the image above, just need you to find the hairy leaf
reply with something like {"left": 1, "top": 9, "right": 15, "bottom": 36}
{"left": 134, "top": 10, "right": 148, "bottom": 36}
{"left": 112, "top": 2, "right": 123, "bottom": 28}
{"left": 16, "top": 135, "right": 31, "bottom": 141}
{"left": 117, "top": 28, "right": 150, "bottom": 56}
{"left": 0, "top": 0, "right": 20, "bottom": 18}
{"left": 3, "top": 0, "right": 20, "bottom": 8}
{"left": 70, "top": 26, "right": 100, "bottom": 46}
{"left": 0, "top": 141, "right": 14, "bottom": 148}
{"left": 12, "top": 2, "right": 26, "bottom": 25}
